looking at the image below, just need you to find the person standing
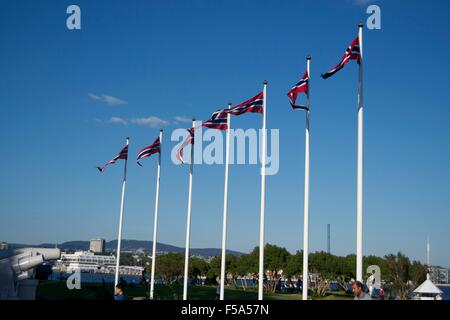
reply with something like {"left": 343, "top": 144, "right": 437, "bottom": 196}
{"left": 114, "top": 283, "right": 126, "bottom": 301}
{"left": 215, "top": 277, "right": 220, "bottom": 300}
{"left": 352, "top": 281, "right": 372, "bottom": 300}
{"left": 379, "top": 287, "right": 385, "bottom": 300}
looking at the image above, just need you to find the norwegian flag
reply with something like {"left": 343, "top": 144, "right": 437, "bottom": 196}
{"left": 228, "top": 92, "right": 263, "bottom": 116}
{"left": 202, "top": 109, "right": 228, "bottom": 130}
{"left": 176, "top": 128, "right": 195, "bottom": 164}
{"left": 287, "top": 71, "right": 309, "bottom": 110}
{"left": 136, "top": 136, "right": 161, "bottom": 166}
{"left": 97, "top": 145, "right": 128, "bottom": 172}
{"left": 321, "top": 36, "right": 360, "bottom": 79}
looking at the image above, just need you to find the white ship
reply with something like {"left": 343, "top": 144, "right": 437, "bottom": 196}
{"left": 57, "top": 251, "right": 116, "bottom": 273}
{"left": 56, "top": 251, "right": 144, "bottom": 275}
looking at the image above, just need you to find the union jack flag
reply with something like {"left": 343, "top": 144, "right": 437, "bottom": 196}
{"left": 287, "top": 71, "right": 309, "bottom": 110}
{"left": 202, "top": 109, "right": 228, "bottom": 130}
{"left": 97, "top": 145, "right": 128, "bottom": 172}
{"left": 321, "top": 36, "right": 360, "bottom": 79}
{"left": 136, "top": 136, "right": 161, "bottom": 166}
{"left": 176, "top": 127, "right": 195, "bottom": 164}
{"left": 228, "top": 92, "right": 263, "bottom": 116}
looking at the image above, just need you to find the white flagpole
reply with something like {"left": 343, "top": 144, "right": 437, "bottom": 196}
{"left": 220, "top": 103, "right": 232, "bottom": 300}
{"left": 258, "top": 80, "right": 267, "bottom": 300}
{"left": 150, "top": 130, "right": 163, "bottom": 300}
{"left": 183, "top": 119, "right": 195, "bottom": 300}
{"left": 356, "top": 22, "right": 364, "bottom": 282}
{"left": 114, "top": 137, "right": 129, "bottom": 292}
{"left": 302, "top": 55, "right": 311, "bottom": 300}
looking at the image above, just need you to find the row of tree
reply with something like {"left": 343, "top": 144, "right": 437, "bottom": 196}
{"left": 135, "top": 244, "right": 427, "bottom": 299}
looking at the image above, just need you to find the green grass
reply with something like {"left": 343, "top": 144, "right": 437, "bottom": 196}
{"left": 36, "top": 281, "right": 353, "bottom": 300}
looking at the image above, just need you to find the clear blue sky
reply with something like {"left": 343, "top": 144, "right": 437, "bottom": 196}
{"left": 1, "top": 0, "right": 449, "bottom": 267}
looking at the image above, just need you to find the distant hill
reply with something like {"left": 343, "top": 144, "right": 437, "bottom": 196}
{"left": 9, "top": 240, "right": 244, "bottom": 258}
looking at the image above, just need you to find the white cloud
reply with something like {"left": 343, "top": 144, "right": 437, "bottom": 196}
{"left": 109, "top": 117, "right": 128, "bottom": 125}
{"left": 89, "top": 93, "right": 128, "bottom": 106}
{"left": 130, "top": 116, "right": 169, "bottom": 128}
{"left": 108, "top": 116, "right": 169, "bottom": 128}
{"left": 174, "top": 116, "right": 192, "bottom": 124}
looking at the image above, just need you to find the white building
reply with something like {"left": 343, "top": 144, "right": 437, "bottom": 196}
{"left": 89, "top": 238, "right": 105, "bottom": 254}
{"left": 413, "top": 274, "right": 444, "bottom": 300}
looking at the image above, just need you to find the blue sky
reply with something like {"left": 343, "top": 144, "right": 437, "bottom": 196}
{"left": 1, "top": 0, "right": 449, "bottom": 267}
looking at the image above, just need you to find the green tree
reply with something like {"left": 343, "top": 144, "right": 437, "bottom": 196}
{"left": 265, "top": 244, "right": 290, "bottom": 273}
{"left": 206, "top": 256, "right": 221, "bottom": 281}
{"left": 263, "top": 244, "right": 290, "bottom": 293}
{"left": 155, "top": 253, "right": 184, "bottom": 285}
{"left": 343, "top": 254, "right": 357, "bottom": 279}
{"left": 189, "top": 257, "right": 209, "bottom": 282}
{"left": 384, "top": 252, "right": 411, "bottom": 299}
{"left": 409, "top": 260, "right": 427, "bottom": 287}
{"left": 206, "top": 254, "right": 238, "bottom": 285}
{"left": 309, "top": 251, "right": 343, "bottom": 279}
{"left": 284, "top": 250, "right": 303, "bottom": 278}
{"left": 119, "top": 253, "right": 135, "bottom": 266}
{"left": 235, "top": 249, "right": 258, "bottom": 276}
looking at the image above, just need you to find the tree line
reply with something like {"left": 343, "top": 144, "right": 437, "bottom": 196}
{"left": 123, "top": 244, "right": 428, "bottom": 299}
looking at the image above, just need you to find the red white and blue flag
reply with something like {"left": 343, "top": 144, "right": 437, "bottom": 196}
{"left": 202, "top": 109, "right": 228, "bottom": 130}
{"left": 228, "top": 92, "right": 263, "bottom": 116}
{"left": 136, "top": 136, "right": 161, "bottom": 166}
{"left": 321, "top": 36, "right": 360, "bottom": 79}
{"left": 287, "top": 71, "right": 309, "bottom": 110}
{"left": 97, "top": 145, "right": 128, "bottom": 172}
{"left": 176, "top": 127, "right": 195, "bottom": 164}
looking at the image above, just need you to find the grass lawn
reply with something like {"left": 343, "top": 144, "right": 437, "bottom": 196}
{"left": 37, "top": 281, "right": 354, "bottom": 300}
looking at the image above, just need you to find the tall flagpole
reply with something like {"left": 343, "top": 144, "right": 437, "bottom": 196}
{"left": 114, "top": 137, "right": 129, "bottom": 291}
{"left": 183, "top": 119, "right": 195, "bottom": 300}
{"left": 356, "top": 22, "right": 364, "bottom": 282}
{"left": 220, "top": 103, "right": 232, "bottom": 300}
{"left": 150, "top": 130, "right": 163, "bottom": 300}
{"left": 302, "top": 55, "right": 311, "bottom": 300}
{"left": 258, "top": 80, "right": 267, "bottom": 300}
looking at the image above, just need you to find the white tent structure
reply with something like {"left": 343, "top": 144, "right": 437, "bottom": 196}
{"left": 413, "top": 274, "right": 443, "bottom": 300}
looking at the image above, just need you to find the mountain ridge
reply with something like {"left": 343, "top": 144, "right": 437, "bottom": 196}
{"left": 9, "top": 240, "right": 245, "bottom": 257}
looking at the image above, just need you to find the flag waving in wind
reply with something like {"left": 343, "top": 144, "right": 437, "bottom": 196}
{"left": 228, "top": 92, "right": 263, "bottom": 116}
{"left": 137, "top": 136, "right": 161, "bottom": 166}
{"left": 176, "top": 128, "right": 195, "bottom": 164}
{"left": 321, "top": 36, "right": 360, "bottom": 79}
{"left": 97, "top": 145, "right": 128, "bottom": 172}
{"left": 202, "top": 109, "right": 228, "bottom": 130}
{"left": 287, "top": 71, "right": 309, "bottom": 110}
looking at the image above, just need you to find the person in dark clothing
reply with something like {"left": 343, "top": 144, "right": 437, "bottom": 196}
{"left": 114, "top": 283, "right": 126, "bottom": 301}
{"left": 276, "top": 279, "right": 282, "bottom": 293}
